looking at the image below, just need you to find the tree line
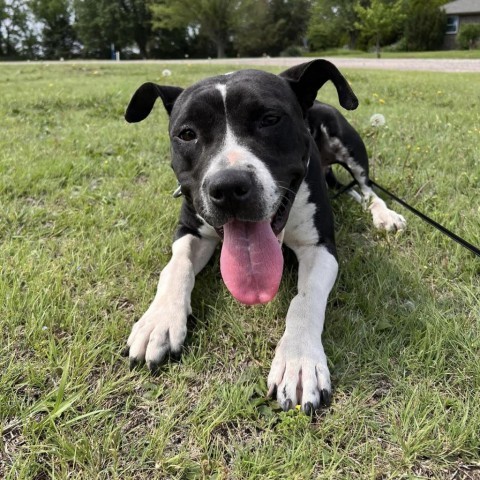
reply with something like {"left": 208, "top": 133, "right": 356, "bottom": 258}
{"left": 0, "top": 0, "right": 450, "bottom": 60}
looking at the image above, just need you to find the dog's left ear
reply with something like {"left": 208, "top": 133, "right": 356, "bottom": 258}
{"left": 280, "top": 59, "right": 358, "bottom": 113}
{"left": 125, "top": 82, "right": 184, "bottom": 123}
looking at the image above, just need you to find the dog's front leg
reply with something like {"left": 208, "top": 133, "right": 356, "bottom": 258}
{"left": 126, "top": 232, "right": 218, "bottom": 371}
{"left": 268, "top": 244, "right": 338, "bottom": 413}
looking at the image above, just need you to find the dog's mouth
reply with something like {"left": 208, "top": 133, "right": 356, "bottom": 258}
{"left": 214, "top": 188, "right": 296, "bottom": 239}
{"left": 270, "top": 188, "right": 296, "bottom": 236}
{"left": 215, "top": 189, "right": 296, "bottom": 306}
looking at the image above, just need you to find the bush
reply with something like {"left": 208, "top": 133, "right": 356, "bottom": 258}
{"left": 458, "top": 23, "right": 480, "bottom": 49}
{"left": 279, "top": 45, "right": 304, "bottom": 57}
{"left": 403, "top": 0, "right": 445, "bottom": 51}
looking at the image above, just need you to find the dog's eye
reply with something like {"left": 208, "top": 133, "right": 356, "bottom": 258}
{"left": 260, "top": 114, "right": 281, "bottom": 128}
{"left": 178, "top": 129, "right": 196, "bottom": 141}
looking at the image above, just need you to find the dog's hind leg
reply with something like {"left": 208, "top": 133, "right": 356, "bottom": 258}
{"left": 126, "top": 226, "right": 219, "bottom": 372}
{"left": 345, "top": 157, "right": 407, "bottom": 231}
{"left": 331, "top": 130, "right": 407, "bottom": 231}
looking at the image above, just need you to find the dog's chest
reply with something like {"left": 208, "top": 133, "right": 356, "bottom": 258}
{"left": 283, "top": 182, "right": 318, "bottom": 247}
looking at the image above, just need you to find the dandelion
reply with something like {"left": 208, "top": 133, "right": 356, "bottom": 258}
{"left": 379, "top": 98, "right": 385, "bottom": 104}
{"left": 162, "top": 69, "right": 172, "bottom": 77}
{"left": 370, "top": 113, "right": 386, "bottom": 128}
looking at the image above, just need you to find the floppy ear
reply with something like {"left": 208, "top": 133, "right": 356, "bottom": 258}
{"left": 280, "top": 59, "right": 358, "bottom": 113}
{"left": 125, "top": 82, "right": 184, "bottom": 123}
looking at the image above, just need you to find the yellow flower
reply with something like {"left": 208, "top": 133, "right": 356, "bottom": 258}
{"left": 379, "top": 98, "right": 385, "bottom": 104}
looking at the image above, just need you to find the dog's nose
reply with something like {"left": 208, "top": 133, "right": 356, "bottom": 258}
{"left": 207, "top": 170, "right": 253, "bottom": 207}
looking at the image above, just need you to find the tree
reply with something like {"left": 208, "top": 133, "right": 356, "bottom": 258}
{"left": 234, "top": 0, "right": 311, "bottom": 57}
{"left": 150, "top": 0, "right": 238, "bottom": 58}
{"left": 308, "top": 0, "right": 367, "bottom": 51}
{"left": 403, "top": 0, "right": 446, "bottom": 51}
{"left": 121, "top": 0, "right": 153, "bottom": 58}
{"left": 74, "top": 0, "right": 154, "bottom": 58}
{"left": 74, "top": 0, "right": 126, "bottom": 57}
{"left": 263, "top": 0, "right": 311, "bottom": 56}
{"left": 355, "top": 0, "right": 405, "bottom": 57}
{"left": 0, "top": 0, "right": 37, "bottom": 58}
{"left": 30, "top": 0, "right": 77, "bottom": 59}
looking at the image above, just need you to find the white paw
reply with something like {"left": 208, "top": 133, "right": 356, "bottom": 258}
{"left": 125, "top": 301, "right": 188, "bottom": 372}
{"left": 267, "top": 334, "right": 331, "bottom": 413}
{"left": 370, "top": 198, "right": 406, "bottom": 231}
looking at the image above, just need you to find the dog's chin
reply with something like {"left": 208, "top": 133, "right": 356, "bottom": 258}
{"left": 212, "top": 189, "right": 296, "bottom": 239}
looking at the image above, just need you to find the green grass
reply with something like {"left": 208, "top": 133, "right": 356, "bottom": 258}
{"left": 307, "top": 48, "right": 480, "bottom": 59}
{"left": 1, "top": 62, "right": 479, "bottom": 479}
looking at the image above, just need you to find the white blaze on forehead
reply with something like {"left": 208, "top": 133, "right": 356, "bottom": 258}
{"left": 201, "top": 82, "right": 280, "bottom": 219}
{"left": 215, "top": 83, "right": 227, "bottom": 107}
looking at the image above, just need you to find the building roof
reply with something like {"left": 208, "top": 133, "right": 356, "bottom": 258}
{"left": 442, "top": 0, "right": 480, "bottom": 15}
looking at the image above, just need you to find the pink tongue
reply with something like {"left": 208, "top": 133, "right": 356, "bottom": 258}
{"left": 220, "top": 220, "right": 283, "bottom": 305}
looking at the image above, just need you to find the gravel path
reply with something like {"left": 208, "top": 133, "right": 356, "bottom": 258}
{"left": 158, "top": 56, "right": 480, "bottom": 73}
{"left": 3, "top": 57, "right": 480, "bottom": 72}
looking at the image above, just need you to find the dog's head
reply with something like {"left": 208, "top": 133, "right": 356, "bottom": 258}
{"left": 125, "top": 59, "right": 357, "bottom": 304}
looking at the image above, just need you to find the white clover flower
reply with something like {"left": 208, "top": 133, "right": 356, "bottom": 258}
{"left": 370, "top": 113, "right": 386, "bottom": 127}
{"left": 162, "top": 69, "right": 172, "bottom": 77}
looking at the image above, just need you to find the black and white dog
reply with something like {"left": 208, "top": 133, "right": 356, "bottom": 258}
{"left": 123, "top": 59, "right": 405, "bottom": 414}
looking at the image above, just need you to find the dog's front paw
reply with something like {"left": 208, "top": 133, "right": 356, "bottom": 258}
{"left": 125, "top": 302, "right": 188, "bottom": 372}
{"left": 267, "top": 335, "right": 331, "bottom": 414}
{"left": 369, "top": 198, "right": 406, "bottom": 231}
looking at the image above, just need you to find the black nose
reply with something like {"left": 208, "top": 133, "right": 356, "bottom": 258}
{"left": 207, "top": 170, "right": 253, "bottom": 208}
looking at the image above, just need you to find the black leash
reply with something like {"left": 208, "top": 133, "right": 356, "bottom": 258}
{"left": 331, "top": 180, "right": 357, "bottom": 200}
{"left": 370, "top": 180, "right": 480, "bottom": 258}
{"left": 331, "top": 178, "right": 480, "bottom": 257}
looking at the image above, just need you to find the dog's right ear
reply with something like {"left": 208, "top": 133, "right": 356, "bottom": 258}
{"left": 125, "top": 82, "right": 184, "bottom": 123}
{"left": 280, "top": 59, "right": 358, "bottom": 114}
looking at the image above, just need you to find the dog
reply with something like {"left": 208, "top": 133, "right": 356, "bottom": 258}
{"left": 123, "top": 59, "right": 405, "bottom": 414}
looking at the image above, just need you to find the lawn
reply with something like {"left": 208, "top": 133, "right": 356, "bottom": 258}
{"left": 1, "top": 62, "right": 479, "bottom": 479}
